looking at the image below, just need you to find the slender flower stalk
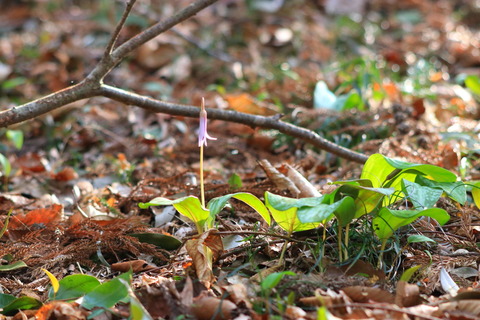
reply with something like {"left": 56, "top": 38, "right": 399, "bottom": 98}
{"left": 198, "top": 97, "right": 217, "bottom": 208}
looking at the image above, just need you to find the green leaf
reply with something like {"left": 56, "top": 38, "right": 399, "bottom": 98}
{"left": 407, "top": 235, "right": 436, "bottom": 244}
{"left": 48, "top": 274, "right": 101, "bottom": 301}
{"left": 120, "top": 279, "right": 153, "bottom": 320}
{"left": 260, "top": 271, "right": 296, "bottom": 291}
{"left": 0, "top": 260, "right": 27, "bottom": 272}
{"left": 341, "top": 91, "right": 364, "bottom": 110}
{"left": 1, "top": 77, "right": 26, "bottom": 90}
{"left": 264, "top": 193, "right": 321, "bottom": 234}
{"left": 400, "top": 265, "right": 422, "bottom": 282}
{"left": 373, "top": 207, "right": 450, "bottom": 240}
{"left": 81, "top": 271, "right": 131, "bottom": 310}
{"left": 0, "top": 294, "right": 16, "bottom": 308}
{"left": 1, "top": 296, "right": 42, "bottom": 316}
{"left": 465, "top": 75, "right": 480, "bottom": 95}
{"left": 333, "top": 180, "right": 394, "bottom": 217}
{"left": 227, "top": 173, "right": 242, "bottom": 189}
{"left": 140, "top": 196, "right": 210, "bottom": 232}
{"left": 402, "top": 179, "right": 443, "bottom": 209}
{"left": 472, "top": 182, "right": 480, "bottom": 209}
{"left": 297, "top": 196, "right": 355, "bottom": 227}
{"left": 415, "top": 175, "right": 466, "bottom": 204}
{"left": 129, "top": 233, "right": 182, "bottom": 251}
{"left": 6, "top": 130, "right": 23, "bottom": 150}
{"left": 0, "top": 153, "right": 11, "bottom": 177}
{"left": 361, "top": 154, "right": 456, "bottom": 190}
{"left": 208, "top": 192, "right": 271, "bottom": 225}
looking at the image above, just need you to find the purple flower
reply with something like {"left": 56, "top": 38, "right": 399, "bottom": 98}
{"left": 198, "top": 98, "right": 217, "bottom": 147}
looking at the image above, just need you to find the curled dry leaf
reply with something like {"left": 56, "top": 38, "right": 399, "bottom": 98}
{"left": 224, "top": 93, "right": 279, "bottom": 116}
{"left": 185, "top": 229, "right": 224, "bottom": 288}
{"left": 395, "top": 280, "right": 421, "bottom": 307}
{"left": 111, "top": 259, "right": 156, "bottom": 273}
{"left": 258, "top": 159, "right": 300, "bottom": 197}
{"left": 52, "top": 167, "right": 79, "bottom": 181}
{"left": 282, "top": 163, "right": 321, "bottom": 197}
{"left": 190, "top": 296, "right": 236, "bottom": 320}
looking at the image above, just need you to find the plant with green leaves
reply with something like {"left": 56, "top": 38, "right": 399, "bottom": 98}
{"left": 337, "top": 154, "right": 462, "bottom": 267}
{"left": 140, "top": 98, "right": 271, "bottom": 284}
{"left": 256, "top": 271, "right": 296, "bottom": 317}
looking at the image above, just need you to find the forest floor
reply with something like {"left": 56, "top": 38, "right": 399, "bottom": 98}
{"left": 0, "top": 0, "right": 479, "bottom": 319}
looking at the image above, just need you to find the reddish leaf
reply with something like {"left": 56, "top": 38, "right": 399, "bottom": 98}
{"left": 53, "top": 167, "right": 79, "bottom": 181}
{"left": 111, "top": 260, "right": 156, "bottom": 273}
{"left": 17, "top": 153, "right": 46, "bottom": 173}
{"left": 9, "top": 204, "right": 63, "bottom": 230}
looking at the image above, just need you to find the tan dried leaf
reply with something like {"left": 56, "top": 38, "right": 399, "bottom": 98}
{"left": 395, "top": 280, "right": 421, "bottom": 307}
{"left": 190, "top": 296, "right": 236, "bottom": 320}
{"left": 342, "top": 286, "right": 395, "bottom": 304}
{"left": 258, "top": 159, "right": 300, "bottom": 196}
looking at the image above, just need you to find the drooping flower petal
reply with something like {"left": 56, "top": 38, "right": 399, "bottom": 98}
{"left": 198, "top": 98, "right": 217, "bottom": 147}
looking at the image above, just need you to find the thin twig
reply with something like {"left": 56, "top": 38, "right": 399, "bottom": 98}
{"left": 103, "top": 0, "right": 138, "bottom": 58}
{"left": 170, "top": 28, "right": 236, "bottom": 63}
{"left": 86, "top": 0, "right": 220, "bottom": 82}
{"left": 218, "top": 239, "right": 285, "bottom": 261}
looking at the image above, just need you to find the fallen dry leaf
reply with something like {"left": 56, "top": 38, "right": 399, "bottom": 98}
{"left": 190, "top": 296, "right": 236, "bottom": 320}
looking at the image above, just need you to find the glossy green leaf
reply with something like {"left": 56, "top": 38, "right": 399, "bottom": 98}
{"left": 6, "top": 130, "right": 23, "bottom": 150}
{"left": 1, "top": 77, "right": 26, "bottom": 90}
{"left": 260, "top": 271, "right": 296, "bottom": 291}
{"left": 208, "top": 192, "right": 271, "bottom": 225}
{"left": 264, "top": 193, "right": 319, "bottom": 234}
{"left": 227, "top": 173, "right": 242, "bottom": 189}
{"left": 129, "top": 233, "right": 182, "bottom": 250}
{"left": 119, "top": 279, "right": 154, "bottom": 320}
{"left": 333, "top": 180, "right": 394, "bottom": 217}
{"left": 140, "top": 196, "right": 210, "bottom": 231}
{"left": 407, "top": 235, "right": 436, "bottom": 244}
{"left": 0, "top": 153, "right": 11, "bottom": 177}
{"left": 361, "top": 154, "right": 456, "bottom": 191}
{"left": 472, "top": 182, "right": 480, "bottom": 210}
{"left": 48, "top": 274, "right": 101, "bottom": 300}
{"left": 81, "top": 271, "right": 131, "bottom": 310}
{"left": 342, "top": 91, "right": 364, "bottom": 110}
{"left": 400, "top": 265, "right": 421, "bottom": 282}
{"left": 1, "top": 296, "right": 42, "bottom": 316}
{"left": 297, "top": 196, "right": 355, "bottom": 227}
{"left": 402, "top": 179, "right": 443, "bottom": 209}
{"left": 0, "top": 260, "right": 27, "bottom": 272}
{"left": 415, "top": 175, "right": 466, "bottom": 204}
{"left": 0, "top": 294, "right": 16, "bottom": 308}
{"left": 373, "top": 207, "right": 449, "bottom": 240}
{"left": 465, "top": 75, "right": 480, "bottom": 95}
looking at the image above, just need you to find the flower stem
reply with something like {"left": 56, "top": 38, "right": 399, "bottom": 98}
{"left": 200, "top": 144, "right": 205, "bottom": 208}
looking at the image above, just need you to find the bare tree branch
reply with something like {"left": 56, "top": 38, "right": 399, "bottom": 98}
{"left": 103, "top": 0, "right": 138, "bottom": 58}
{"left": 86, "top": 0, "right": 220, "bottom": 82}
{"left": 0, "top": 81, "right": 101, "bottom": 127}
{"left": 98, "top": 84, "right": 369, "bottom": 164}
{"left": 0, "top": 0, "right": 370, "bottom": 164}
